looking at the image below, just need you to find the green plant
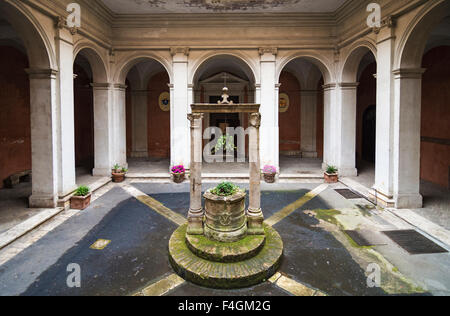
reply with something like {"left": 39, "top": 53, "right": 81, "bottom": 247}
{"left": 74, "top": 185, "right": 90, "bottom": 197}
{"left": 210, "top": 182, "right": 240, "bottom": 197}
{"left": 113, "top": 164, "right": 120, "bottom": 171}
{"left": 214, "top": 134, "right": 236, "bottom": 153}
{"left": 326, "top": 165, "right": 338, "bottom": 174}
{"left": 121, "top": 168, "right": 128, "bottom": 173}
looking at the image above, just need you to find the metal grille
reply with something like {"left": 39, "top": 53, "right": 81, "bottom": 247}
{"left": 335, "top": 189, "right": 363, "bottom": 200}
{"left": 382, "top": 230, "right": 448, "bottom": 255}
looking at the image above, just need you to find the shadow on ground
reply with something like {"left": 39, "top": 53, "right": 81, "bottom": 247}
{"left": 8, "top": 183, "right": 429, "bottom": 296}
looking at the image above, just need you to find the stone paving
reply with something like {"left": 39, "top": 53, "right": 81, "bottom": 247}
{"left": 0, "top": 180, "right": 448, "bottom": 296}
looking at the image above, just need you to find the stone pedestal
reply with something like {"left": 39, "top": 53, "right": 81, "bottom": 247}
{"left": 247, "top": 113, "right": 265, "bottom": 235}
{"left": 187, "top": 113, "right": 204, "bottom": 235}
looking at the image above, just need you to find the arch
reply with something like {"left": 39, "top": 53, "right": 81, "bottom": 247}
{"left": 396, "top": 0, "right": 450, "bottom": 69}
{"left": 340, "top": 40, "right": 377, "bottom": 82}
{"left": 73, "top": 42, "right": 109, "bottom": 83}
{"left": 0, "top": 0, "right": 56, "bottom": 69}
{"left": 114, "top": 52, "right": 173, "bottom": 84}
{"left": 190, "top": 51, "right": 258, "bottom": 86}
{"left": 276, "top": 52, "right": 334, "bottom": 84}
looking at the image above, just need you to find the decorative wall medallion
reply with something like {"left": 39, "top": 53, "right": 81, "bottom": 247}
{"left": 279, "top": 93, "right": 290, "bottom": 112}
{"left": 159, "top": 92, "right": 170, "bottom": 111}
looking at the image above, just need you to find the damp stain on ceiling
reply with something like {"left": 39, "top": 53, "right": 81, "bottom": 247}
{"left": 100, "top": 0, "right": 348, "bottom": 14}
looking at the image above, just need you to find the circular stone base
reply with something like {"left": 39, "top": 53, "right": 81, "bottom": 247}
{"left": 186, "top": 233, "right": 266, "bottom": 263}
{"left": 169, "top": 224, "right": 283, "bottom": 289}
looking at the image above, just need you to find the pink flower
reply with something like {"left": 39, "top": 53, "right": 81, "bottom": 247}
{"left": 263, "top": 165, "right": 277, "bottom": 174}
{"left": 171, "top": 165, "right": 186, "bottom": 174}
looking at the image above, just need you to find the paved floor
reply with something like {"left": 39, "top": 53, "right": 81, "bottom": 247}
{"left": 0, "top": 180, "right": 448, "bottom": 296}
{"left": 127, "top": 156, "right": 323, "bottom": 175}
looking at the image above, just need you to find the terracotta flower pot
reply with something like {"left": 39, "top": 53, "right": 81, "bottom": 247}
{"left": 70, "top": 194, "right": 92, "bottom": 210}
{"left": 112, "top": 172, "right": 125, "bottom": 183}
{"left": 263, "top": 173, "right": 276, "bottom": 183}
{"left": 172, "top": 172, "right": 185, "bottom": 184}
{"left": 324, "top": 172, "right": 338, "bottom": 184}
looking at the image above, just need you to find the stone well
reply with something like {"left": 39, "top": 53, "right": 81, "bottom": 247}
{"left": 168, "top": 89, "right": 284, "bottom": 289}
{"left": 203, "top": 189, "right": 247, "bottom": 243}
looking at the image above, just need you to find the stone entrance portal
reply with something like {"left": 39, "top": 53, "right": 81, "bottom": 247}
{"left": 168, "top": 88, "right": 283, "bottom": 289}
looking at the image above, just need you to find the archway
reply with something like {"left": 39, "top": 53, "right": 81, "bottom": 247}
{"left": 393, "top": 1, "right": 450, "bottom": 208}
{"left": 118, "top": 58, "right": 172, "bottom": 174}
{"left": 353, "top": 50, "right": 377, "bottom": 186}
{"left": 192, "top": 54, "right": 257, "bottom": 173}
{"left": 276, "top": 56, "right": 329, "bottom": 175}
{"left": 0, "top": 2, "right": 57, "bottom": 219}
{"left": 73, "top": 53, "right": 95, "bottom": 179}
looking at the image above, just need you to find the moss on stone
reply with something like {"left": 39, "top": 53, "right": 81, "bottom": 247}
{"left": 313, "top": 209, "right": 342, "bottom": 226}
{"left": 169, "top": 224, "right": 283, "bottom": 289}
{"left": 186, "top": 233, "right": 265, "bottom": 263}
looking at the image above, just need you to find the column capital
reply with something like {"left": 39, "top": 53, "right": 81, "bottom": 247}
{"left": 392, "top": 68, "right": 426, "bottom": 79}
{"left": 170, "top": 47, "right": 190, "bottom": 56}
{"left": 249, "top": 113, "right": 261, "bottom": 128}
{"left": 91, "top": 82, "right": 113, "bottom": 90}
{"left": 258, "top": 47, "right": 278, "bottom": 56}
{"left": 114, "top": 83, "right": 128, "bottom": 91}
{"left": 25, "top": 68, "right": 58, "bottom": 79}
{"left": 188, "top": 113, "right": 204, "bottom": 122}
{"left": 338, "top": 82, "right": 360, "bottom": 90}
{"left": 322, "top": 83, "right": 336, "bottom": 91}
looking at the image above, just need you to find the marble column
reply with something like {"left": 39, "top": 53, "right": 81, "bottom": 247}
{"left": 259, "top": 48, "right": 278, "bottom": 169}
{"left": 335, "top": 83, "right": 358, "bottom": 176}
{"left": 300, "top": 90, "right": 318, "bottom": 158}
{"left": 370, "top": 26, "right": 396, "bottom": 207}
{"left": 26, "top": 69, "right": 59, "bottom": 208}
{"left": 92, "top": 83, "right": 114, "bottom": 176}
{"left": 322, "top": 83, "right": 337, "bottom": 169}
{"left": 55, "top": 28, "right": 76, "bottom": 197}
{"left": 187, "top": 113, "right": 204, "bottom": 235}
{"left": 171, "top": 48, "right": 190, "bottom": 168}
{"left": 392, "top": 68, "right": 425, "bottom": 209}
{"left": 247, "top": 112, "right": 264, "bottom": 235}
{"left": 113, "top": 84, "right": 128, "bottom": 168}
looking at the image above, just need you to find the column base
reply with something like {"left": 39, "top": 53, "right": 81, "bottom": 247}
{"left": 93, "top": 168, "right": 111, "bottom": 177}
{"left": 29, "top": 194, "right": 58, "bottom": 208}
{"left": 187, "top": 208, "right": 204, "bottom": 235}
{"left": 369, "top": 189, "right": 395, "bottom": 208}
{"left": 395, "top": 193, "right": 423, "bottom": 209}
{"left": 338, "top": 167, "right": 358, "bottom": 177}
{"left": 247, "top": 208, "right": 265, "bottom": 235}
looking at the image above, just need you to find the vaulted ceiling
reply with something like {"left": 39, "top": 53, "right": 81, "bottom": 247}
{"left": 99, "top": 0, "right": 348, "bottom": 14}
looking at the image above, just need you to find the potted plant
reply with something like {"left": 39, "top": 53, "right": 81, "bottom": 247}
{"left": 324, "top": 165, "right": 339, "bottom": 183}
{"left": 70, "top": 185, "right": 91, "bottom": 210}
{"left": 262, "top": 165, "right": 277, "bottom": 183}
{"left": 112, "top": 165, "right": 127, "bottom": 183}
{"left": 203, "top": 182, "right": 247, "bottom": 242}
{"left": 171, "top": 165, "right": 186, "bottom": 183}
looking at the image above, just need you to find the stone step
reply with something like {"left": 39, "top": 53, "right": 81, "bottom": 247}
{"left": 169, "top": 224, "right": 283, "bottom": 289}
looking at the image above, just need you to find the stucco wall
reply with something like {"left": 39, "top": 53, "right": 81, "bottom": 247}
{"left": 148, "top": 71, "right": 171, "bottom": 158}
{"left": 279, "top": 71, "right": 301, "bottom": 154}
{"left": 420, "top": 46, "right": 450, "bottom": 188}
{"left": 0, "top": 46, "right": 31, "bottom": 189}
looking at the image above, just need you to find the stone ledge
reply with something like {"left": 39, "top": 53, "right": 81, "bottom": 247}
{"left": 169, "top": 224, "right": 283, "bottom": 289}
{"left": 186, "top": 233, "right": 266, "bottom": 263}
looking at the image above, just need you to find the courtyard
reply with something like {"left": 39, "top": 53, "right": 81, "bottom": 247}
{"left": 0, "top": 178, "right": 448, "bottom": 296}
